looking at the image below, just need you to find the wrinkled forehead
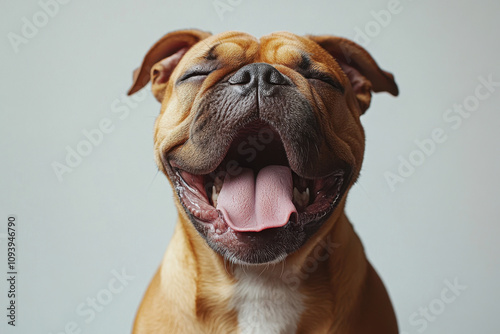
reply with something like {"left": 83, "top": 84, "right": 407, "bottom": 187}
{"left": 185, "top": 31, "right": 259, "bottom": 62}
{"left": 185, "top": 31, "right": 327, "bottom": 65}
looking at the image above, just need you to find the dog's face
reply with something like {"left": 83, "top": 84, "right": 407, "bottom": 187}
{"left": 128, "top": 30, "right": 398, "bottom": 264}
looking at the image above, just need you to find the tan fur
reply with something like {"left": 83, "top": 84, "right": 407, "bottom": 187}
{"left": 129, "top": 29, "right": 398, "bottom": 333}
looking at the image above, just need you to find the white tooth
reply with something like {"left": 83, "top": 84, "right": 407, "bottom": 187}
{"left": 212, "top": 185, "right": 219, "bottom": 207}
{"left": 293, "top": 187, "right": 301, "bottom": 205}
{"left": 293, "top": 187, "right": 310, "bottom": 207}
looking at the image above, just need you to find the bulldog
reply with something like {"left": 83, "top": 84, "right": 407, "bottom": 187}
{"left": 127, "top": 29, "right": 399, "bottom": 334}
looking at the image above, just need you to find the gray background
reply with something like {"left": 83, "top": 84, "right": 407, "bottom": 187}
{"left": 1, "top": 0, "right": 499, "bottom": 333}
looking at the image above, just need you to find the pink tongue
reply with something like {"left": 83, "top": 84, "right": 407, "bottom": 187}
{"left": 216, "top": 165, "right": 297, "bottom": 232}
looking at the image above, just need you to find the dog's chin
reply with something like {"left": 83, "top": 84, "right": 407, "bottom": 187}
{"left": 187, "top": 216, "right": 308, "bottom": 265}
{"left": 165, "top": 123, "right": 350, "bottom": 265}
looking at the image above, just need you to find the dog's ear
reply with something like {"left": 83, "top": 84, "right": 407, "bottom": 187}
{"left": 127, "top": 29, "right": 212, "bottom": 101}
{"left": 307, "top": 35, "right": 398, "bottom": 114}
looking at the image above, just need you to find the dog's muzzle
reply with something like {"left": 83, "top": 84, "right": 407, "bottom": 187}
{"left": 163, "top": 62, "right": 351, "bottom": 263}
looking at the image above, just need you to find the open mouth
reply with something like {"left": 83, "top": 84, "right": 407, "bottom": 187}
{"left": 168, "top": 121, "right": 346, "bottom": 239}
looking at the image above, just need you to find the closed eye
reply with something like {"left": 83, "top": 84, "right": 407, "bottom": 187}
{"left": 305, "top": 72, "right": 344, "bottom": 93}
{"left": 177, "top": 67, "right": 217, "bottom": 83}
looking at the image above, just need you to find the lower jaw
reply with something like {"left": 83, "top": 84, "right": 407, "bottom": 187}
{"left": 184, "top": 201, "right": 337, "bottom": 264}
{"left": 169, "top": 165, "right": 350, "bottom": 264}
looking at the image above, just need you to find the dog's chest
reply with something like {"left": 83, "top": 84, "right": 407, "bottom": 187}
{"left": 230, "top": 267, "right": 304, "bottom": 334}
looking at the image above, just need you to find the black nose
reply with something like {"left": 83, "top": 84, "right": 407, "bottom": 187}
{"left": 228, "top": 63, "right": 290, "bottom": 96}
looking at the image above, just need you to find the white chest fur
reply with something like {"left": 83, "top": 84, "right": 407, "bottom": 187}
{"left": 230, "top": 267, "right": 305, "bottom": 334}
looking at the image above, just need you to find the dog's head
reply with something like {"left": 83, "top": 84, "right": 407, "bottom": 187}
{"left": 128, "top": 29, "right": 398, "bottom": 264}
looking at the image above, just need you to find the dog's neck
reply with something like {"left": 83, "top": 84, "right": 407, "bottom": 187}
{"left": 163, "top": 208, "right": 367, "bottom": 332}
{"left": 229, "top": 265, "right": 305, "bottom": 334}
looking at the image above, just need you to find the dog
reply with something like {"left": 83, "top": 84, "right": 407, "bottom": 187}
{"left": 127, "top": 29, "right": 399, "bottom": 334}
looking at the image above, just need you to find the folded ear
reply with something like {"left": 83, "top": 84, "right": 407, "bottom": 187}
{"left": 127, "top": 29, "right": 212, "bottom": 101}
{"left": 307, "top": 35, "right": 398, "bottom": 113}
